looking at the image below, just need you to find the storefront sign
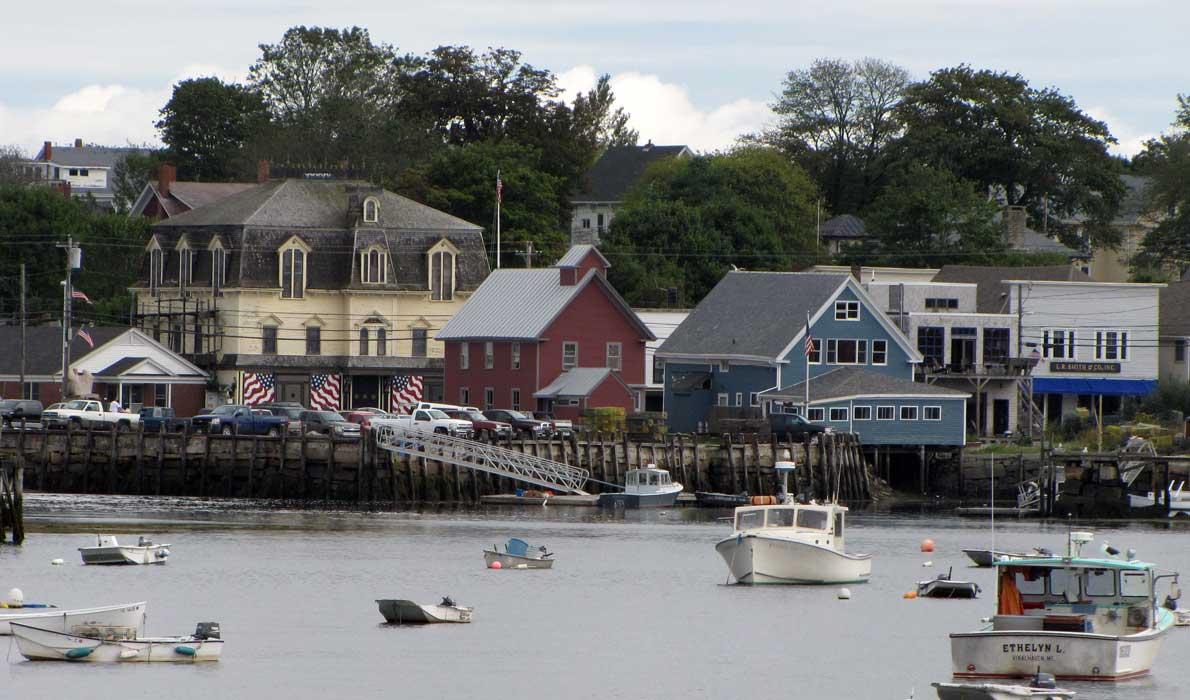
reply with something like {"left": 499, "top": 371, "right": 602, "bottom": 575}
{"left": 1049, "top": 361, "right": 1120, "bottom": 374}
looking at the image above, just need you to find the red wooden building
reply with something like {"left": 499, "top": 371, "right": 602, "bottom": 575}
{"left": 436, "top": 246, "right": 655, "bottom": 420}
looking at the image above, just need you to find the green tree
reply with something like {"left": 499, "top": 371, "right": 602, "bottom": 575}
{"left": 0, "top": 145, "right": 34, "bottom": 186}
{"left": 894, "top": 65, "right": 1124, "bottom": 247}
{"left": 602, "top": 147, "right": 818, "bottom": 306}
{"left": 1134, "top": 97, "right": 1190, "bottom": 272}
{"left": 764, "top": 57, "right": 909, "bottom": 214}
{"left": 156, "top": 77, "right": 269, "bottom": 180}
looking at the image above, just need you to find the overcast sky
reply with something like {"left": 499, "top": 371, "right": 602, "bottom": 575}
{"left": 2, "top": 1, "right": 1187, "bottom": 158}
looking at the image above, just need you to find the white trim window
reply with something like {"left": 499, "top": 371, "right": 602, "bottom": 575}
{"left": 511, "top": 342, "right": 521, "bottom": 370}
{"left": 460, "top": 387, "right": 470, "bottom": 405}
{"left": 871, "top": 340, "right": 887, "bottom": 365}
{"left": 735, "top": 392, "right": 743, "bottom": 407}
{"left": 178, "top": 245, "right": 193, "bottom": 289}
{"left": 1042, "top": 329, "right": 1076, "bottom": 359}
{"left": 210, "top": 244, "right": 226, "bottom": 291}
{"left": 149, "top": 246, "right": 164, "bottom": 295}
{"left": 459, "top": 342, "right": 469, "bottom": 370}
{"left": 749, "top": 392, "right": 760, "bottom": 407}
{"left": 829, "top": 407, "right": 849, "bottom": 421}
{"left": 807, "top": 407, "right": 825, "bottom": 421}
{"left": 876, "top": 405, "right": 895, "bottom": 421}
{"left": 826, "top": 339, "right": 868, "bottom": 365}
{"left": 807, "top": 339, "right": 822, "bottom": 364}
{"left": 718, "top": 360, "right": 730, "bottom": 373}
{"left": 484, "top": 387, "right": 494, "bottom": 410}
{"left": 361, "top": 247, "right": 387, "bottom": 284}
{"left": 363, "top": 197, "right": 380, "bottom": 223}
{"left": 1094, "top": 331, "right": 1128, "bottom": 361}
{"left": 853, "top": 406, "right": 872, "bottom": 420}
{"left": 924, "top": 405, "right": 942, "bottom": 421}
{"left": 511, "top": 388, "right": 521, "bottom": 411}
{"left": 835, "top": 300, "right": 860, "bottom": 321}
{"left": 484, "top": 341, "right": 494, "bottom": 369}
{"left": 717, "top": 393, "right": 729, "bottom": 407}
{"left": 606, "top": 342, "right": 622, "bottom": 371}
{"left": 280, "top": 246, "right": 306, "bottom": 299}
{"left": 900, "top": 406, "right": 919, "bottom": 421}
{"left": 429, "top": 249, "right": 455, "bottom": 301}
{"left": 562, "top": 342, "right": 578, "bottom": 370}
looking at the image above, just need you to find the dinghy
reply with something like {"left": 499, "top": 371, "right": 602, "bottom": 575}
{"left": 918, "top": 568, "right": 982, "bottom": 599}
{"left": 933, "top": 670, "right": 1075, "bottom": 699}
{"left": 484, "top": 538, "right": 554, "bottom": 569}
{"left": 376, "top": 597, "right": 473, "bottom": 624}
{"left": 0, "top": 601, "right": 146, "bottom": 636}
{"left": 10, "top": 621, "right": 222, "bottom": 662}
{"left": 79, "top": 535, "right": 171, "bottom": 565}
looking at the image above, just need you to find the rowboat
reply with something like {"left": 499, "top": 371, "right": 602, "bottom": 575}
{"left": 484, "top": 538, "right": 554, "bottom": 569}
{"left": 919, "top": 569, "right": 982, "bottom": 599}
{"left": 376, "top": 598, "right": 473, "bottom": 624}
{"left": 933, "top": 669, "right": 1075, "bottom": 699}
{"left": 79, "top": 535, "right": 171, "bottom": 565}
{"left": 10, "top": 622, "right": 222, "bottom": 662}
{"left": 0, "top": 601, "right": 146, "bottom": 636}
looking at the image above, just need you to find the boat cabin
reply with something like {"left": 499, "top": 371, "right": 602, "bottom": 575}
{"left": 993, "top": 558, "right": 1162, "bottom": 635}
{"left": 732, "top": 503, "right": 847, "bottom": 549}
{"left": 624, "top": 466, "right": 678, "bottom": 493}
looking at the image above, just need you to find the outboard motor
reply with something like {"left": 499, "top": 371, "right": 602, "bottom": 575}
{"left": 138, "top": 536, "right": 153, "bottom": 547}
{"left": 1030, "top": 670, "right": 1057, "bottom": 689}
{"left": 193, "top": 622, "right": 221, "bottom": 640}
{"left": 440, "top": 596, "right": 456, "bottom": 608}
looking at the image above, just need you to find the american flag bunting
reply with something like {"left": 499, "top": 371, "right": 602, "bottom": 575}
{"left": 310, "top": 373, "right": 342, "bottom": 411}
{"left": 390, "top": 375, "right": 423, "bottom": 414}
{"left": 242, "top": 372, "right": 276, "bottom": 405}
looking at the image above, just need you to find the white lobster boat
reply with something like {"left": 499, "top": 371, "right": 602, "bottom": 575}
{"left": 10, "top": 621, "right": 223, "bottom": 662}
{"left": 0, "top": 601, "right": 146, "bottom": 636}
{"left": 950, "top": 532, "right": 1178, "bottom": 682}
{"left": 715, "top": 501, "right": 870, "bottom": 584}
{"left": 79, "top": 535, "right": 171, "bottom": 565}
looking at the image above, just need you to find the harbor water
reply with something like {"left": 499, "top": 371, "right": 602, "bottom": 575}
{"left": 4, "top": 494, "right": 1190, "bottom": 700}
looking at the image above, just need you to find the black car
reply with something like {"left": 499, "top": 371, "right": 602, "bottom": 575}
{"left": 768, "top": 412, "right": 829, "bottom": 438}
{"left": 0, "top": 399, "right": 43, "bottom": 427}
{"left": 138, "top": 407, "right": 190, "bottom": 433}
{"left": 483, "top": 409, "right": 550, "bottom": 438}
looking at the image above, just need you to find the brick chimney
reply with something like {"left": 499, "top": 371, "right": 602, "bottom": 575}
{"left": 74, "top": 138, "right": 83, "bottom": 148}
{"left": 42, "top": 141, "right": 52, "bottom": 161}
{"left": 157, "top": 163, "right": 176, "bottom": 198}
{"left": 257, "top": 160, "right": 270, "bottom": 184}
{"left": 1003, "top": 206, "right": 1027, "bottom": 249}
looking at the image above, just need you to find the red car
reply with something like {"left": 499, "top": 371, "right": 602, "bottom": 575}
{"left": 341, "top": 407, "right": 389, "bottom": 430}
{"left": 444, "top": 408, "right": 512, "bottom": 439}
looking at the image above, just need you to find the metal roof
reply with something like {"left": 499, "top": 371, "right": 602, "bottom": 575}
{"left": 556, "top": 244, "right": 610, "bottom": 268}
{"left": 534, "top": 368, "right": 616, "bottom": 398}
{"left": 761, "top": 367, "right": 969, "bottom": 402}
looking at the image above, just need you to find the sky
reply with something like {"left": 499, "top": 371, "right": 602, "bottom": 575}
{"left": 2, "top": 1, "right": 1188, "bottom": 158}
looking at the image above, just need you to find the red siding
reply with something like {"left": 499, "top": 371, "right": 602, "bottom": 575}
{"left": 444, "top": 340, "right": 540, "bottom": 411}
{"left": 540, "top": 281, "right": 646, "bottom": 388}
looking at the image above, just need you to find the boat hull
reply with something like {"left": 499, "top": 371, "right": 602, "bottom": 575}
{"left": 715, "top": 533, "right": 871, "bottom": 584}
{"left": 0, "top": 602, "right": 146, "bottom": 636}
{"left": 376, "top": 599, "right": 472, "bottom": 624}
{"left": 932, "top": 682, "right": 1075, "bottom": 699}
{"left": 79, "top": 545, "right": 170, "bottom": 565}
{"left": 10, "top": 623, "right": 222, "bottom": 662}
{"left": 597, "top": 490, "right": 681, "bottom": 509}
{"left": 918, "top": 580, "right": 981, "bottom": 599}
{"left": 950, "top": 624, "right": 1170, "bottom": 681}
{"left": 482, "top": 551, "right": 554, "bottom": 569}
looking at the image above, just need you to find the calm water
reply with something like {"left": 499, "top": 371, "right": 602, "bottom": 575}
{"left": 3, "top": 495, "right": 1190, "bottom": 700}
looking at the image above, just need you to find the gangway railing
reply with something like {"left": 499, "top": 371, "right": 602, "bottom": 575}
{"left": 374, "top": 422, "right": 589, "bottom": 495}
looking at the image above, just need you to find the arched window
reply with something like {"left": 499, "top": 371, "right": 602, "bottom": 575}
{"left": 430, "top": 250, "right": 454, "bottom": 301}
{"left": 149, "top": 247, "right": 164, "bottom": 295}
{"left": 211, "top": 245, "right": 226, "bottom": 291}
{"left": 361, "top": 247, "right": 386, "bottom": 284}
{"left": 178, "top": 246, "right": 193, "bottom": 289}
{"left": 363, "top": 197, "right": 379, "bottom": 223}
{"left": 281, "top": 247, "right": 306, "bottom": 299}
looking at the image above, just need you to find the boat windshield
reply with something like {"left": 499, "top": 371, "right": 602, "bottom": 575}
{"left": 765, "top": 508, "right": 796, "bottom": 527}
{"left": 736, "top": 509, "right": 765, "bottom": 530}
{"left": 796, "top": 509, "right": 829, "bottom": 531}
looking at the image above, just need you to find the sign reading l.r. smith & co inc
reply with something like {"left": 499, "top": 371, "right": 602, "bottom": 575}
{"left": 1049, "top": 361, "right": 1121, "bottom": 374}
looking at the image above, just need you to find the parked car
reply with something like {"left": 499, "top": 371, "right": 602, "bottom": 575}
{"left": 341, "top": 407, "right": 389, "bottom": 430}
{"left": 382, "top": 408, "right": 474, "bottom": 438}
{"left": 768, "top": 412, "right": 829, "bottom": 438}
{"left": 256, "top": 402, "right": 306, "bottom": 434}
{"left": 443, "top": 408, "right": 512, "bottom": 439}
{"left": 41, "top": 399, "right": 139, "bottom": 431}
{"left": 483, "top": 409, "right": 551, "bottom": 439}
{"left": 531, "top": 411, "right": 574, "bottom": 438}
{"left": 190, "top": 404, "right": 288, "bottom": 436}
{"left": 300, "top": 410, "right": 362, "bottom": 439}
{"left": 0, "top": 399, "right": 43, "bottom": 427}
{"left": 138, "top": 407, "right": 190, "bottom": 433}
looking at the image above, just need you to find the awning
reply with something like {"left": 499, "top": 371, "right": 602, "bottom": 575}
{"left": 670, "top": 372, "right": 711, "bottom": 393}
{"left": 1032, "top": 377, "right": 1157, "bottom": 396}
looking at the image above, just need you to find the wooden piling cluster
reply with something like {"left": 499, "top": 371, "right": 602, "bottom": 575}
{"left": 0, "top": 426, "right": 25, "bottom": 543}
{"left": 0, "top": 425, "right": 875, "bottom": 506}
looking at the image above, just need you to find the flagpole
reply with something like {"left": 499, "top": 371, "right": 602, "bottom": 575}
{"left": 495, "top": 169, "right": 502, "bottom": 270}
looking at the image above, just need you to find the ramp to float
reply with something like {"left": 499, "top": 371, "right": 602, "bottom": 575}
{"left": 374, "top": 423, "right": 589, "bottom": 495}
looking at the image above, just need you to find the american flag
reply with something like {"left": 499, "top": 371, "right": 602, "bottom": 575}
{"left": 310, "top": 373, "right": 342, "bottom": 411}
{"left": 804, "top": 333, "right": 816, "bottom": 358}
{"left": 242, "top": 372, "right": 276, "bottom": 405}
{"left": 71, "top": 289, "right": 93, "bottom": 304}
{"left": 76, "top": 328, "right": 94, "bottom": 348}
{"left": 496, "top": 171, "right": 503, "bottom": 203}
{"left": 390, "top": 375, "right": 423, "bottom": 414}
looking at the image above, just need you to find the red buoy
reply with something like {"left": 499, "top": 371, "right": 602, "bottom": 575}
{"left": 920, "top": 539, "right": 935, "bottom": 553}
{"left": 489, "top": 561, "right": 502, "bottom": 570}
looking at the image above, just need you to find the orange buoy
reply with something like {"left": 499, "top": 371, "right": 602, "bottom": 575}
{"left": 489, "top": 561, "right": 502, "bottom": 570}
{"left": 903, "top": 590, "right": 918, "bottom": 599}
{"left": 920, "top": 539, "right": 935, "bottom": 553}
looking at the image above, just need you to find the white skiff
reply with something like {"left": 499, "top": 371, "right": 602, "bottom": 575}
{"left": 79, "top": 535, "right": 171, "bottom": 565}
{"left": 376, "top": 598, "right": 472, "bottom": 624}
{"left": 10, "top": 622, "right": 223, "bottom": 662}
{"left": 0, "top": 601, "right": 146, "bottom": 635}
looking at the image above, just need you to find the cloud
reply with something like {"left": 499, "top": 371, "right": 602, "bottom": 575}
{"left": 1085, "top": 106, "right": 1155, "bottom": 157}
{"left": 558, "top": 65, "right": 770, "bottom": 152}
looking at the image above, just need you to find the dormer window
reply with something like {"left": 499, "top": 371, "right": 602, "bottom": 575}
{"left": 210, "top": 243, "right": 227, "bottom": 291}
{"left": 178, "top": 245, "right": 193, "bottom": 289}
{"left": 280, "top": 240, "right": 308, "bottom": 299}
{"left": 148, "top": 245, "right": 164, "bottom": 296}
{"left": 361, "top": 246, "right": 387, "bottom": 284}
{"left": 363, "top": 197, "right": 379, "bottom": 224}
{"left": 430, "top": 249, "right": 455, "bottom": 301}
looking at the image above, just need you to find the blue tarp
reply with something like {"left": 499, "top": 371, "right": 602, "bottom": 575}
{"left": 1032, "top": 377, "right": 1157, "bottom": 396}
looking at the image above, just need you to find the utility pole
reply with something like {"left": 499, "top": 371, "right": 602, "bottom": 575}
{"left": 520, "top": 241, "right": 535, "bottom": 269}
{"left": 57, "top": 237, "right": 80, "bottom": 400}
{"left": 19, "top": 264, "right": 26, "bottom": 398}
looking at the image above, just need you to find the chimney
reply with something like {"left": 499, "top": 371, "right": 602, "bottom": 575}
{"left": 74, "top": 138, "right": 83, "bottom": 148}
{"left": 559, "top": 267, "right": 579, "bottom": 286}
{"left": 1003, "top": 206, "right": 1027, "bottom": 249}
{"left": 42, "top": 141, "right": 52, "bottom": 161}
{"left": 157, "top": 163, "right": 176, "bottom": 198}
{"left": 257, "top": 160, "right": 270, "bottom": 184}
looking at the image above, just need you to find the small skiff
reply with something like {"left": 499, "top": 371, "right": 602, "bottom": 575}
{"left": 483, "top": 538, "right": 554, "bottom": 569}
{"left": 0, "top": 601, "right": 146, "bottom": 636}
{"left": 919, "top": 569, "right": 982, "bottom": 599}
{"left": 10, "top": 621, "right": 223, "bottom": 662}
{"left": 933, "top": 681, "right": 1074, "bottom": 699}
{"left": 79, "top": 535, "right": 171, "bottom": 565}
{"left": 376, "top": 598, "right": 472, "bottom": 624}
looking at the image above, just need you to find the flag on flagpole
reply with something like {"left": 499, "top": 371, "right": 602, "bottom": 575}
{"left": 390, "top": 375, "right": 423, "bottom": 414}
{"left": 70, "top": 289, "right": 93, "bottom": 304}
{"left": 804, "top": 333, "right": 816, "bottom": 357}
{"left": 76, "top": 328, "right": 94, "bottom": 348}
{"left": 242, "top": 372, "right": 276, "bottom": 405}
{"left": 496, "top": 170, "right": 503, "bottom": 203}
{"left": 309, "top": 373, "right": 341, "bottom": 411}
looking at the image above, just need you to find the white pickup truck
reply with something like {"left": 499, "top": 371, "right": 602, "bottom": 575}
{"left": 41, "top": 399, "right": 140, "bottom": 431}
{"left": 377, "top": 408, "right": 474, "bottom": 439}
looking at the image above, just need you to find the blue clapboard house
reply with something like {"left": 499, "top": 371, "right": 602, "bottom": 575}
{"left": 656, "top": 271, "right": 968, "bottom": 447}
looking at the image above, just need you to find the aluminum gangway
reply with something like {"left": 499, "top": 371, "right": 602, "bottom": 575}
{"left": 374, "top": 423, "right": 590, "bottom": 495}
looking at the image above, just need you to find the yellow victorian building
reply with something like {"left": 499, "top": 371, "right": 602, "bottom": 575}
{"left": 132, "top": 178, "right": 489, "bottom": 409}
